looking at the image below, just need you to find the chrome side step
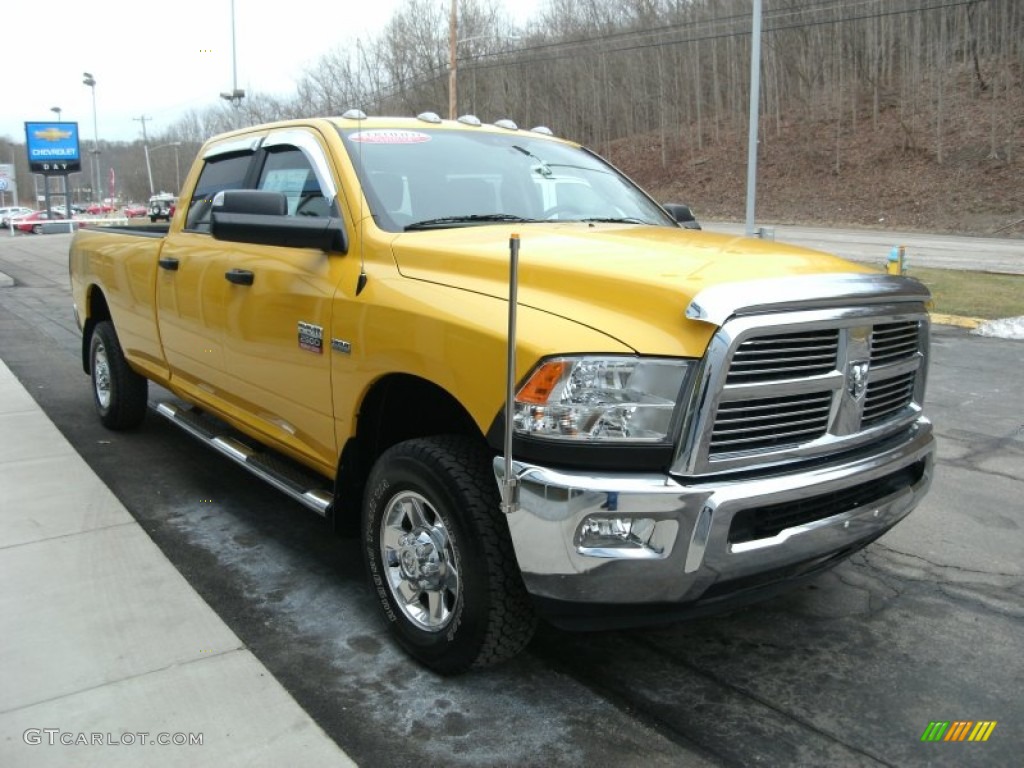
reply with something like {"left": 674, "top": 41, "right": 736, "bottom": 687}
{"left": 152, "top": 401, "right": 333, "bottom": 517}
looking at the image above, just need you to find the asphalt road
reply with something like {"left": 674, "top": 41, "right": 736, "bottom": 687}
{"left": 1, "top": 231, "right": 1022, "bottom": 767}
{"left": 702, "top": 222, "right": 1024, "bottom": 275}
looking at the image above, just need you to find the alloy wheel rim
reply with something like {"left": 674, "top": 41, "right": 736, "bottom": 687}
{"left": 94, "top": 342, "right": 111, "bottom": 408}
{"left": 380, "top": 490, "right": 460, "bottom": 632}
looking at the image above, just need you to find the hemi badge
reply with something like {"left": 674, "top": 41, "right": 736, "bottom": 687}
{"left": 332, "top": 339, "right": 352, "bottom": 354}
{"left": 298, "top": 322, "right": 324, "bottom": 354}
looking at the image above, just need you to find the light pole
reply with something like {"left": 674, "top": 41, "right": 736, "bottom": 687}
{"left": 151, "top": 142, "right": 183, "bottom": 193}
{"left": 219, "top": 0, "right": 245, "bottom": 122}
{"left": 50, "top": 106, "right": 62, "bottom": 121}
{"left": 82, "top": 73, "right": 100, "bottom": 203}
{"left": 135, "top": 115, "right": 155, "bottom": 196}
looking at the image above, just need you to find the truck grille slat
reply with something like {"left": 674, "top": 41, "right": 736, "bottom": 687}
{"left": 710, "top": 393, "right": 832, "bottom": 454}
{"left": 870, "top": 322, "right": 921, "bottom": 365}
{"left": 863, "top": 371, "right": 916, "bottom": 425}
{"left": 726, "top": 331, "right": 839, "bottom": 383}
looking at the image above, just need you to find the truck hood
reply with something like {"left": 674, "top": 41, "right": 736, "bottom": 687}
{"left": 389, "top": 224, "right": 876, "bottom": 356}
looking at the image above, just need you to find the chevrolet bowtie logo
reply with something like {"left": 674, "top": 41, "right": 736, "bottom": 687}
{"left": 34, "top": 127, "right": 72, "bottom": 142}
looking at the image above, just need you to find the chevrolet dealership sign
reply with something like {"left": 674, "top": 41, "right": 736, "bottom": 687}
{"left": 25, "top": 122, "right": 82, "bottom": 174}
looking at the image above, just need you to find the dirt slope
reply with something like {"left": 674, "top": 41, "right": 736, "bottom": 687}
{"left": 604, "top": 99, "right": 1023, "bottom": 237}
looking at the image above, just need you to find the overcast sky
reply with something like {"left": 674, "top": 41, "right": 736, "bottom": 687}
{"left": 3, "top": 0, "right": 542, "bottom": 145}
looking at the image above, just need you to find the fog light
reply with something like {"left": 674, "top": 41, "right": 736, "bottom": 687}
{"left": 576, "top": 515, "right": 662, "bottom": 558}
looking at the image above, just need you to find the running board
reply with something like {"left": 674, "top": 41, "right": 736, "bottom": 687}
{"left": 152, "top": 401, "right": 333, "bottom": 517}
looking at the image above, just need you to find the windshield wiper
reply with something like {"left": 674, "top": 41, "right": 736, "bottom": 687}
{"left": 579, "top": 217, "right": 650, "bottom": 225}
{"left": 405, "top": 214, "right": 538, "bottom": 231}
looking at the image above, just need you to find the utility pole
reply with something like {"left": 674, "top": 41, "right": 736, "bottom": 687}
{"left": 744, "top": 0, "right": 763, "bottom": 237}
{"left": 134, "top": 115, "right": 155, "bottom": 196}
{"left": 448, "top": 0, "right": 457, "bottom": 119}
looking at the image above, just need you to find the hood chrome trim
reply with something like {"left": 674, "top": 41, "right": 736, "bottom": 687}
{"left": 686, "top": 273, "right": 931, "bottom": 327}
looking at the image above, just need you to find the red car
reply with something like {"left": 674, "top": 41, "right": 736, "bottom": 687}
{"left": 14, "top": 211, "right": 67, "bottom": 234}
{"left": 86, "top": 202, "right": 114, "bottom": 215}
{"left": 123, "top": 204, "right": 147, "bottom": 218}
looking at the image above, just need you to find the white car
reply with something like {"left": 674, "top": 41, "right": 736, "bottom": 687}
{"left": 0, "top": 206, "right": 34, "bottom": 227}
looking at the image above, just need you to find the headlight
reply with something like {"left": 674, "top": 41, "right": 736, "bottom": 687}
{"left": 513, "top": 356, "right": 692, "bottom": 442}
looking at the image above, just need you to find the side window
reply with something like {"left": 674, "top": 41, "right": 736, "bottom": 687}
{"left": 257, "top": 147, "right": 335, "bottom": 218}
{"left": 185, "top": 152, "right": 253, "bottom": 232}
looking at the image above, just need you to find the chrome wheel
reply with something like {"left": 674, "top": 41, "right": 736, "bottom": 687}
{"left": 380, "top": 490, "right": 461, "bottom": 632}
{"left": 93, "top": 339, "right": 112, "bottom": 409}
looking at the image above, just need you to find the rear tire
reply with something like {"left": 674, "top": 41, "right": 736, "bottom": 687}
{"left": 363, "top": 436, "right": 536, "bottom": 674}
{"left": 89, "top": 320, "right": 148, "bottom": 430}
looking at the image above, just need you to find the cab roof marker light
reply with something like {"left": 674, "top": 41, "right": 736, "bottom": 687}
{"left": 494, "top": 119, "right": 519, "bottom": 131}
{"left": 417, "top": 112, "right": 443, "bottom": 124}
{"left": 531, "top": 126, "right": 554, "bottom": 136}
{"left": 457, "top": 115, "right": 482, "bottom": 126}
{"left": 341, "top": 109, "right": 367, "bottom": 120}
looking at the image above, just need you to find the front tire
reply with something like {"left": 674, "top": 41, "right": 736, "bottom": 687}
{"left": 89, "top": 320, "right": 148, "bottom": 429}
{"left": 363, "top": 436, "right": 536, "bottom": 674}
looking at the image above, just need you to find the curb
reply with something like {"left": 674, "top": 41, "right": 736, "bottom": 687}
{"left": 931, "top": 313, "right": 985, "bottom": 329}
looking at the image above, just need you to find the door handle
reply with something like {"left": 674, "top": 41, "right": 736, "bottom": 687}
{"left": 158, "top": 257, "right": 179, "bottom": 271}
{"left": 225, "top": 269, "right": 254, "bottom": 286}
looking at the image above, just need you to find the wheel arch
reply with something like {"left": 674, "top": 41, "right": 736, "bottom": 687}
{"left": 81, "top": 286, "right": 112, "bottom": 375}
{"left": 331, "top": 373, "right": 489, "bottom": 534}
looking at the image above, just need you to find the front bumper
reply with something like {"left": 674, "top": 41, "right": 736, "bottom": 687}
{"left": 493, "top": 419, "right": 934, "bottom": 626}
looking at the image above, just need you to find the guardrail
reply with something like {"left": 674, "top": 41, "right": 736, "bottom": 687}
{"left": 4, "top": 216, "right": 136, "bottom": 236}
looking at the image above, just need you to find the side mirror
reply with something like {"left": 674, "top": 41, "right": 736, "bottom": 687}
{"left": 211, "top": 189, "right": 348, "bottom": 252}
{"left": 663, "top": 203, "right": 701, "bottom": 230}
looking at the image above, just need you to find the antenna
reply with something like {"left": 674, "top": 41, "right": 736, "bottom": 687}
{"left": 354, "top": 63, "right": 368, "bottom": 295}
{"left": 501, "top": 233, "right": 521, "bottom": 516}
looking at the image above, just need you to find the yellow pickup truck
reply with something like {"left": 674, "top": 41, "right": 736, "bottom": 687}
{"left": 69, "top": 113, "right": 934, "bottom": 673}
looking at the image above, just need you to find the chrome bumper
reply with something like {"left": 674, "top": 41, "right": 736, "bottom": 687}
{"left": 493, "top": 419, "right": 934, "bottom": 608}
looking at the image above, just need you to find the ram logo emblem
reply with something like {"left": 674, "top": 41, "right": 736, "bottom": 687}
{"left": 846, "top": 360, "right": 870, "bottom": 401}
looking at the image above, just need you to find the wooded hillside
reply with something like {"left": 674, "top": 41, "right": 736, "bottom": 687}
{"left": 4, "top": 0, "right": 1019, "bottom": 233}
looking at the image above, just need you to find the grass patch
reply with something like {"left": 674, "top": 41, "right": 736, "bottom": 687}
{"left": 907, "top": 267, "right": 1024, "bottom": 320}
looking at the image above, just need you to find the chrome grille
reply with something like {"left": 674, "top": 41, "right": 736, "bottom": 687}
{"left": 870, "top": 322, "right": 920, "bottom": 365}
{"left": 863, "top": 370, "right": 916, "bottom": 426}
{"left": 710, "top": 392, "right": 832, "bottom": 455}
{"left": 726, "top": 330, "right": 839, "bottom": 384}
{"left": 690, "top": 314, "right": 927, "bottom": 470}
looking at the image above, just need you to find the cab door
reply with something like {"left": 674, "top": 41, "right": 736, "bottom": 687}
{"left": 156, "top": 139, "right": 261, "bottom": 401}
{"left": 214, "top": 129, "right": 351, "bottom": 474}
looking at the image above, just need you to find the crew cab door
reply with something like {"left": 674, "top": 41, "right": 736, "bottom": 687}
{"left": 211, "top": 130, "right": 349, "bottom": 473}
{"left": 156, "top": 138, "right": 259, "bottom": 400}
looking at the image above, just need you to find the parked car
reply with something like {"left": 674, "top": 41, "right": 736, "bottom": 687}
{"left": 0, "top": 206, "right": 34, "bottom": 227}
{"left": 123, "top": 204, "right": 147, "bottom": 218}
{"left": 86, "top": 202, "right": 114, "bottom": 215}
{"left": 147, "top": 193, "right": 176, "bottom": 222}
{"left": 14, "top": 210, "right": 67, "bottom": 234}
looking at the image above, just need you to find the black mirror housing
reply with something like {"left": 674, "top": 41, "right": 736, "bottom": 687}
{"left": 210, "top": 190, "right": 348, "bottom": 252}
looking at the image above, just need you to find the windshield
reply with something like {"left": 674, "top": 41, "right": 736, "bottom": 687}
{"left": 339, "top": 127, "right": 675, "bottom": 233}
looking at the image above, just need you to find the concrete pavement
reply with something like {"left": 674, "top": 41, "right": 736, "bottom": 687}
{"left": 0, "top": 225, "right": 1018, "bottom": 765}
{"left": 0, "top": 359, "right": 356, "bottom": 767}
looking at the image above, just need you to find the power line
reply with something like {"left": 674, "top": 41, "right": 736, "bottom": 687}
{"left": 463, "top": 0, "right": 978, "bottom": 73}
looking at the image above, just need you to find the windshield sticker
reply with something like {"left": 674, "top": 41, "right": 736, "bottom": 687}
{"left": 349, "top": 130, "right": 431, "bottom": 145}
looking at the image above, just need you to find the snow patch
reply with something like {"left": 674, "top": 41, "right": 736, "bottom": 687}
{"left": 972, "top": 316, "right": 1024, "bottom": 340}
